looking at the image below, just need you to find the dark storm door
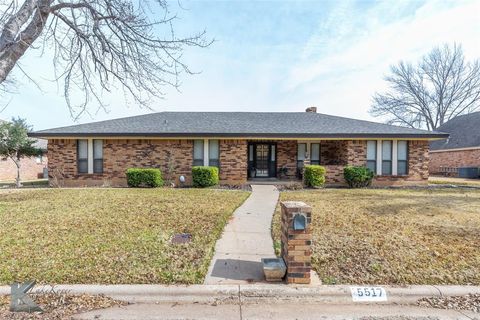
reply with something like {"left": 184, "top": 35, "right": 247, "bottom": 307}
{"left": 248, "top": 143, "right": 276, "bottom": 178}
{"left": 255, "top": 144, "right": 269, "bottom": 177}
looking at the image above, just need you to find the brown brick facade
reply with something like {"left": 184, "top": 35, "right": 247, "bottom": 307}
{"left": 48, "top": 139, "right": 194, "bottom": 187}
{"left": 219, "top": 139, "right": 248, "bottom": 185}
{"left": 47, "top": 138, "right": 429, "bottom": 187}
{"left": 276, "top": 140, "right": 297, "bottom": 179}
{"left": 318, "top": 140, "right": 367, "bottom": 166}
{"left": 319, "top": 140, "right": 429, "bottom": 186}
{"left": 429, "top": 148, "right": 480, "bottom": 175}
{"left": 373, "top": 140, "right": 429, "bottom": 186}
{"left": 0, "top": 156, "right": 47, "bottom": 181}
{"left": 48, "top": 139, "right": 248, "bottom": 187}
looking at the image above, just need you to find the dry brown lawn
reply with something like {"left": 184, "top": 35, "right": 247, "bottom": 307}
{"left": 429, "top": 176, "right": 480, "bottom": 186}
{"left": 273, "top": 188, "right": 480, "bottom": 285}
{"left": 0, "top": 188, "right": 249, "bottom": 285}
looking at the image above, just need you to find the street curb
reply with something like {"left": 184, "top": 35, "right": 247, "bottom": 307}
{"left": 1, "top": 284, "right": 480, "bottom": 304}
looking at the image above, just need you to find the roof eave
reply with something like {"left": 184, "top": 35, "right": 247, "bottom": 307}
{"left": 29, "top": 132, "right": 450, "bottom": 140}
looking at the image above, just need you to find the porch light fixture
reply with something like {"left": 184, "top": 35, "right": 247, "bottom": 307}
{"left": 179, "top": 175, "right": 186, "bottom": 187}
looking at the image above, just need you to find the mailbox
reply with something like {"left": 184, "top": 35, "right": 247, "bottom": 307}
{"left": 293, "top": 213, "right": 308, "bottom": 231}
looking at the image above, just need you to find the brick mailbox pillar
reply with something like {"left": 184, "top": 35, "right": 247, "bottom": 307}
{"left": 280, "top": 201, "right": 312, "bottom": 284}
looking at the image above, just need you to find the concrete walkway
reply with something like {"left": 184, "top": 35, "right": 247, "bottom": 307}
{"left": 204, "top": 185, "right": 279, "bottom": 284}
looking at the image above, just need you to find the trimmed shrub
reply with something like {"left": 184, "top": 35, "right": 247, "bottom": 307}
{"left": 126, "top": 168, "right": 163, "bottom": 188}
{"left": 344, "top": 166, "right": 374, "bottom": 188}
{"left": 192, "top": 166, "right": 219, "bottom": 188}
{"left": 303, "top": 165, "right": 326, "bottom": 188}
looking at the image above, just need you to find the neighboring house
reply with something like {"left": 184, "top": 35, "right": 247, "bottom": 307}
{"left": 430, "top": 112, "right": 480, "bottom": 176}
{"left": 30, "top": 108, "right": 448, "bottom": 187}
{"left": 0, "top": 138, "right": 48, "bottom": 181}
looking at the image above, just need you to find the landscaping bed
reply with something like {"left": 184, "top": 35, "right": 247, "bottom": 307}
{"left": 273, "top": 188, "right": 480, "bottom": 285}
{"left": 0, "top": 188, "right": 249, "bottom": 284}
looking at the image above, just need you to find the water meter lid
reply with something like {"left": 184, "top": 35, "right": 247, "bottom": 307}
{"left": 293, "top": 213, "right": 307, "bottom": 230}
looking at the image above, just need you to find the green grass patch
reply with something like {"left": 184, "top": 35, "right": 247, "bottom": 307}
{"left": 0, "top": 188, "right": 249, "bottom": 284}
{"left": 273, "top": 188, "right": 480, "bottom": 285}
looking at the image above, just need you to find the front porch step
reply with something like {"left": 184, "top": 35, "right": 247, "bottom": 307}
{"left": 247, "top": 179, "right": 301, "bottom": 186}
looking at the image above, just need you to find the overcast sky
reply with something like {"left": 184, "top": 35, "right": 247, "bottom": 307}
{"left": 1, "top": 0, "right": 479, "bottom": 130}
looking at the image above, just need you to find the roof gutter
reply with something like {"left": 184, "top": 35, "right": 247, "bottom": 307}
{"left": 430, "top": 146, "right": 480, "bottom": 153}
{"left": 29, "top": 132, "right": 450, "bottom": 140}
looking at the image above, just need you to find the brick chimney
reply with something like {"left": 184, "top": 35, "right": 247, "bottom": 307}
{"left": 305, "top": 106, "right": 317, "bottom": 113}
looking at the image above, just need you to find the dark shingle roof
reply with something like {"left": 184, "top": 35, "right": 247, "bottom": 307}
{"left": 30, "top": 112, "right": 448, "bottom": 139}
{"left": 430, "top": 112, "right": 480, "bottom": 150}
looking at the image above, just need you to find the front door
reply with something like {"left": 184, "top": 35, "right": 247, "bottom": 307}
{"left": 248, "top": 143, "right": 277, "bottom": 178}
{"left": 255, "top": 144, "right": 269, "bottom": 177}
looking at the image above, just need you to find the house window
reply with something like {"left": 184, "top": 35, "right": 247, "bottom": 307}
{"left": 93, "top": 139, "right": 103, "bottom": 174}
{"left": 77, "top": 139, "right": 88, "bottom": 174}
{"left": 209, "top": 140, "right": 219, "bottom": 167}
{"left": 366, "top": 141, "right": 377, "bottom": 174}
{"left": 382, "top": 140, "right": 393, "bottom": 175}
{"left": 297, "top": 143, "right": 307, "bottom": 169}
{"left": 397, "top": 141, "right": 409, "bottom": 175}
{"left": 311, "top": 143, "right": 320, "bottom": 165}
{"left": 193, "top": 140, "right": 204, "bottom": 166}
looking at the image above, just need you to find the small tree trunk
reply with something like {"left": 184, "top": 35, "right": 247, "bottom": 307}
{"left": 11, "top": 156, "right": 22, "bottom": 188}
{"left": 16, "top": 164, "right": 21, "bottom": 188}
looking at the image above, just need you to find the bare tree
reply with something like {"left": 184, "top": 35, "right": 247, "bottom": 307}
{"left": 0, "top": 0, "right": 210, "bottom": 118}
{"left": 370, "top": 44, "right": 480, "bottom": 130}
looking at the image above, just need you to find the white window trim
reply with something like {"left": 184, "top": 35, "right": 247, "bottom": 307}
{"left": 376, "top": 140, "right": 382, "bottom": 175}
{"left": 203, "top": 139, "right": 209, "bottom": 166}
{"left": 87, "top": 138, "right": 94, "bottom": 174}
{"left": 392, "top": 140, "right": 398, "bottom": 176}
{"left": 298, "top": 140, "right": 322, "bottom": 160}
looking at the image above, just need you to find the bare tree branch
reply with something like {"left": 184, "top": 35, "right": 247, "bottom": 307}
{"left": 0, "top": 0, "right": 211, "bottom": 118}
{"left": 370, "top": 44, "right": 480, "bottom": 130}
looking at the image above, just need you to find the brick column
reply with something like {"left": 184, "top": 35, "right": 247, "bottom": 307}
{"left": 280, "top": 201, "right": 312, "bottom": 284}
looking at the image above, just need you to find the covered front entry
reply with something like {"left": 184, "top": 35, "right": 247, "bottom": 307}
{"left": 248, "top": 142, "right": 276, "bottom": 178}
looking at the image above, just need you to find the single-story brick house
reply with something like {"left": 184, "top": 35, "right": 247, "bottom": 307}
{"left": 30, "top": 108, "right": 448, "bottom": 187}
{"left": 430, "top": 112, "right": 480, "bottom": 176}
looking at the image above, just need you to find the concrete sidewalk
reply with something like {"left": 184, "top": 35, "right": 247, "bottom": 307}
{"left": 2, "top": 284, "right": 480, "bottom": 319}
{"left": 204, "top": 185, "right": 279, "bottom": 284}
{"left": 62, "top": 284, "right": 480, "bottom": 320}
{"left": 4, "top": 284, "right": 477, "bottom": 305}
